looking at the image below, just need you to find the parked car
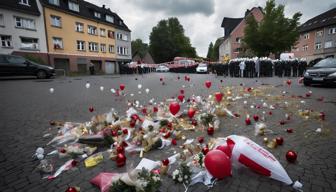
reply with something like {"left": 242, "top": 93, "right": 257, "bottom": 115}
{"left": 156, "top": 65, "right": 169, "bottom": 72}
{"left": 196, "top": 63, "right": 208, "bottom": 73}
{"left": 303, "top": 58, "right": 336, "bottom": 86}
{"left": 0, "top": 54, "right": 55, "bottom": 79}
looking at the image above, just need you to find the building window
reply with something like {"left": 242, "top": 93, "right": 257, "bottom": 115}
{"left": 94, "top": 12, "right": 101, "bottom": 18}
{"left": 77, "top": 40, "right": 85, "bottom": 51}
{"left": 108, "top": 30, "right": 115, "bottom": 38}
{"left": 302, "top": 45, "right": 308, "bottom": 51}
{"left": 236, "top": 37, "right": 241, "bottom": 43}
{"left": 303, "top": 33, "right": 309, "bottom": 39}
{"left": 48, "top": 0, "right": 59, "bottom": 6}
{"left": 100, "top": 44, "right": 106, "bottom": 52}
{"left": 117, "top": 46, "right": 128, "bottom": 55}
{"left": 116, "top": 33, "right": 128, "bottom": 41}
{"left": 52, "top": 37, "right": 63, "bottom": 49}
{"left": 328, "top": 27, "right": 336, "bottom": 34}
{"left": 106, "top": 15, "right": 114, "bottom": 23}
{"left": 68, "top": 1, "right": 79, "bottom": 12}
{"left": 75, "top": 22, "right": 83, "bottom": 32}
{"left": 0, "top": 14, "right": 4, "bottom": 26}
{"left": 108, "top": 45, "right": 114, "bottom": 53}
{"left": 316, "top": 30, "right": 323, "bottom": 37}
{"left": 0, "top": 35, "right": 12, "bottom": 47}
{"left": 315, "top": 43, "right": 321, "bottom": 50}
{"left": 122, "top": 34, "right": 128, "bottom": 41}
{"left": 19, "top": 0, "right": 30, "bottom": 6}
{"left": 116, "top": 33, "right": 122, "bottom": 40}
{"left": 20, "top": 37, "right": 38, "bottom": 49}
{"left": 325, "top": 41, "right": 333, "bottom": 48}
{"left": 88, "top": 42, "right": 98, "bottom": 52}
{"left": 88, "top": 25, "right": 97, "bottom": 35}
{"left": 50, "top": 15, "right": 61, "bottom": 27}
{"left": 15, "top": 17, "right": 35, "bottom": 30}
{"left": 100, "top": 28, "right": 106, "bottom": 37}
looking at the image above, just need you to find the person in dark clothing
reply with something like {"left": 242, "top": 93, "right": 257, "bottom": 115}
{"left": 292, "top": 60, "right": 298, "bottom": 77}
{"left": 89, "top": 62, "right": 95, "bottom": 75}
{"left": 278, "top": 60, "right": 284, "bottom": 77}
{"left": 224, "top": 63, "right": 229, "bottom": 77}
{"left": 284, "top": 61, "right": 290, "bottom": 77}
{"left": 298, "top": 60, "right": 307, "bottom": 76}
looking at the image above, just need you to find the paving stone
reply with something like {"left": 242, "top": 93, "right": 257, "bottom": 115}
{"left": 0, "top": 75, "right": 335, "bottom": 192}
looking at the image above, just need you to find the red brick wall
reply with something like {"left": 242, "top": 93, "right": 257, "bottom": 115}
{"left": 230, "top": 8, "right": 264, "bottom": 58}
{"left": 292, "top": 31, "right": 316, "bottom": 59}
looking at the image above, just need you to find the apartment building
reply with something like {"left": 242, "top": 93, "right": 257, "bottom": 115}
{"left": 0, "top": 0, "right": 48, "bottom": 62}
{"left": 219, "top": 7, "right": 264, "bottom": 61}
{"left": 292, "top": 8, "right": 336, "bottom": 62}
{"left": 115, "top": 28, "right": 132, "bottom": 66}
{"left": 40, "top": 0, "right": 131, "bottom": 74}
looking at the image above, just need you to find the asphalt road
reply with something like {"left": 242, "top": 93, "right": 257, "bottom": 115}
{"left": 0, "top": 73, "right": 335, "bottom": 192}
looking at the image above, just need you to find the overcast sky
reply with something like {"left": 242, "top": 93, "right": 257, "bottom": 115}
{"left": 88, "top": 0, "right": 336, "bottom": 57}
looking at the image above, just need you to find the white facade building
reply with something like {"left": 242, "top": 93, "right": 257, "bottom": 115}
{"left": 0, "top": 0, "right": 47, "bottom": 55}
{"left": 219, "top": 38, "right": 231, "bottom": 62}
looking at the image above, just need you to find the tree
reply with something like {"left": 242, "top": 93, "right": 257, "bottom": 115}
{"left": 131, "top": 39, "right": 148, "bottom": 58}
{"left": 206, "top": 42, "right": 214, "bottom": 60}
{"left": 149, "top": 18, "right": 197, "bottom": 63}
{"left": 244, "top": 0, "right": 302, "bottom": 58}
{"left": 212, "top": 38, "right": 223, "bottom": 61}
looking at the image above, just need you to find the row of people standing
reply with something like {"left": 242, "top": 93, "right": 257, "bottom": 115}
{"left": 212, "top": 59, "right": 307, "bottom": 77}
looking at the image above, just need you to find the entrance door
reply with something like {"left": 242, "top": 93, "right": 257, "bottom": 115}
{"left": 54, "top": 58, "right": 70, "bottom": 75}
{"left": 91, "top": 60, "right": 102, "bottom": 73}
{"left": 105, "top": 61, "right": 116, "bottom": 74}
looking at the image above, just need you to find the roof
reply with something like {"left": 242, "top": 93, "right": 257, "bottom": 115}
{"left": 132, "top": 51, "right": 155, "bottom": 64}
{"left": 40, "top": 0, "right": 130, "bottom": 32}
{"left": 221, "top": 17, "right": 243, "bottom": 37}
{"left": 0, "top": 0, "right": 40, "bottom": 16}
{"left": 300, "top": 7, "right": 336, "bottom": 33}
{"left": 220, "top": 7, "right": 263, "bottom": 37}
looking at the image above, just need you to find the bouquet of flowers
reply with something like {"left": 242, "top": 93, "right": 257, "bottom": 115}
{"left": 109, "top": 168, "right": 161, "bottom": 192}
{"left": 172, "top": 163, "right": 192, "bottom": 186}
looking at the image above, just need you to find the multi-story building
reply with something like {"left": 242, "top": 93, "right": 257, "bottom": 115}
{"left": 40, "top": 0, "right": 131, "bottom": 74}
{"left": 219, "top": 7, "right": 264, "bottom": 61}
{"left": 292, "top": 8, "right": 336, "bottom": 62}
{"left": 0, "top": 0, "right": 48, "bottom": 62}
{"left": 115, "top": 29, "right": 132, "bottom": 66}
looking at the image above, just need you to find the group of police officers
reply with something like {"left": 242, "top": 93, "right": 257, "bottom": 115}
{"left": 211, "top": 58, "right": 307, "bottom": 78}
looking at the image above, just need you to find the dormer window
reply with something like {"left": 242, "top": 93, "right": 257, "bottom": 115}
{"left": 49, "top": 0, "right": 60, "bottom": 6}
{"left": 69, "top": 1, "right": 79, "bottom": 12}
{"left": 19, "top": 0, "right": 30, "bottom": 6}
{"left": 94, "top": 12, "right": 101, "bottom": 18}
{"left": 106, "top": 15, "right": 114, "bottom": 23}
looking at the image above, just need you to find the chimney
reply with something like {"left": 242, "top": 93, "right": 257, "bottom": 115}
{"left": 102, "top": 4, "right": 105, "bottom": 9}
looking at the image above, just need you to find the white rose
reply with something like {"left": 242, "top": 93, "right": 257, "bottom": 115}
{"left": 141, "top": 181, "right": 148, "bottom": 187}
{"left": 173, "top": 170, "right": 179, "bottom": 176}
{"left": 178, "top": 177, "right": 183, "bottom": 182}
{"left": 184, "top": 175, "right": 188, "bottom": 179}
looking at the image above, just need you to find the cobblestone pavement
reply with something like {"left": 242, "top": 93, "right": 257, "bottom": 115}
{"left": 0, "top": 74, "right": 335, "bottom": 192}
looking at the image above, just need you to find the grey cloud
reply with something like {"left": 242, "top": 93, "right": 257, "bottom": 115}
{"left": 88, "top": 0, "right": 336, "bottom": 57}
{"left": 129, "top": 0, "right": 215, "bottom": 16}
{"left": 329, "top": 2, "right": 336, "bottom": 9}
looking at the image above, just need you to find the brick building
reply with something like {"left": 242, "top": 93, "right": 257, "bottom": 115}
{"left": 219, "top": 7, "right": 264, "bottom": 61}
{"left": 292, "top": 8, "right": 336, "bottom": 62}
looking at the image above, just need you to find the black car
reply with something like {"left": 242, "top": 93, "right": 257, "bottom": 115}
{"left": 0, "top": 54, "right": 55, "bottom": 79}
{"left": 303, "top": 58, "right": 336, "bottom": 86}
